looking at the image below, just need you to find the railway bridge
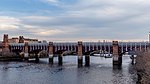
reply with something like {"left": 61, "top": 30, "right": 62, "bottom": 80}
{"left": 1, "top": 34, "right": 149, "bottom": 67}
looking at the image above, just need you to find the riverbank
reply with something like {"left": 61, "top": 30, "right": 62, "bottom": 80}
{"left": 136, "top": 51, "right": 150, "bottom": 84}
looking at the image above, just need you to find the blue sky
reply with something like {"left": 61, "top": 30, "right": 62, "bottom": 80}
{"left": 0, "top": 0, "right": 149, "bottom": 42}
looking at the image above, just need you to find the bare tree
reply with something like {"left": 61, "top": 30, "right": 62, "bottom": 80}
{"left": 136, "top": 50, "right": 150, "bottom": 84}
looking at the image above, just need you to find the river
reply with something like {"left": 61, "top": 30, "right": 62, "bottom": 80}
{"left": 0, "top": 55, "right": 137, "bottom": 84}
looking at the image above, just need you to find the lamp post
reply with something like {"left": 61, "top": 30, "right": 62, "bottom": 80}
{"left": 148, "top": 32, "right": 150, "bottom": 50}
{"left": 149, "top": 32, "right": 150, "bottom": 43}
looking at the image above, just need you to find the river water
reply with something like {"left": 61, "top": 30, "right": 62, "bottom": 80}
{"left": 0, "top": 55, "right": 137, "bottom": 84}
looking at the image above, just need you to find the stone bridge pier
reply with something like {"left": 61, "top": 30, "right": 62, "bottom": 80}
{"left": 24, "top": 42, "right": 29, "bottom": 61}
{"left": 112, "top": 41, "right": 122, "bottom": 66}
{"left": 78, "top": 41, "right": 83, "bottom": 67}
{"left": 85, "top": 54, "right": 90, "bottom": 67}
{"left": 48, "top": 42, "right": 54, "bottom": 64}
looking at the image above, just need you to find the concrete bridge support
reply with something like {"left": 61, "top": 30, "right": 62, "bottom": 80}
{"left": 78, "top": 41, "right": 83, "bottom": 67}
{"left": 85, "top": 55, "right": 90, "bottom": 66}
{"left": 48, "top": 42, "right": 54, "bottom": 64}
{"left": 112, "top": 41, "right": 122, "bottom": 66}
{"left": 24, "top": 42, "right": 29, "bottom": 61}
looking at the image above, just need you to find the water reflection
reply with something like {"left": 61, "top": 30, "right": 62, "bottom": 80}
{"left": 0, "top": 55, "right": 137, "bottom": 84}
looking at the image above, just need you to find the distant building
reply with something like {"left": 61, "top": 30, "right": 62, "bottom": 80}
{"left": 0, "top": 34, "right": 40, "bottom": 53}
{"left": 8, "top": 38, "right": 19, "bottom": 43}
{"left": 4, "top": 34, "right": 39, "bottom": 43}
{"left": 24, "top": 38, "right": 39, "bottom": 43}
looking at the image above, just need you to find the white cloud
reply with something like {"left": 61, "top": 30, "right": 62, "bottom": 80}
{"left": 37, "top": 29, "right": 63, "bottom": 36}
{"left": 0, "top": 16, "right": 21, "bottom": 30}
{"left": 0, "top": 16, "right": 21, "bottom": 24}
{"left": 22, "top": 25, "right": 64, "bottom": 36}
{"left": 1, "top": 0, "right": 150, "bottom": 41}
{"left": 46, "top": 0, "right": 58, "bottom": 3}
{"left": 40, "top": 0, "right": 60, "bottom": 5}
{"left": 0, "top": 25, "right": 18, "bottom": 30}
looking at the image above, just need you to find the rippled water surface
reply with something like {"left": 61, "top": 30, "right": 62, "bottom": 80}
{"left": 0, "top": 55, "right": 137, "bottom": 84}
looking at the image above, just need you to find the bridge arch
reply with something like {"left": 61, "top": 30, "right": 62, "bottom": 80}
{"left": 11, "top": 49, "right": 24, "bottom": 56}
{"left": 54, "top": 50, "right": 77, "bottom": 56}
{"left": 38, "top": 50, "right": 48, "bottom": 58}
{"left": 84, "top": 49, "right": 111, "bottom": 56}
{"left": 29, "top": 49, "right": 48, "bottom": 58}
{"left": 54, "top": 49, "right": 77, "bottom": 65}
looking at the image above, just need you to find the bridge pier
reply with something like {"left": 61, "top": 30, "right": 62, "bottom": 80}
{"left": 112, "top": 41, "right": 122, "bottom": 66}
{"left": 78, "top": 41, "right": 83, "bottom": 67}
{"left": 35, "top": 54, "right": 39, "bottom": 63}
{"left": 85, "top": 55, "right": 90, "bottom": 66}
{"left": 48, "top": 42, "right": 54, "bottom": 64}
{"left": 58, "top": 54, "right": 63, "bottom": 66}
{"left": 24, "top": 42, "right": 29, "bottom": 61}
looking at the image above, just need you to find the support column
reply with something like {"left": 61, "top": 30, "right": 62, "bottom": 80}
{"left": 78, "top": 41, "right": 83, "bottom": 67}
{"left": 24, "top": 42, "right": 29, "bottom": 61}
{"left": 108, "top": 44, "right": 111, "bottom": 56}
{"left": 148, "top": 32, "right": 150, "bottom": 51}
{"left": 35, "top": 54, "right": 39, "bottom": 63}
{"left": 58, "top": 54, "right": 63, "bottom": 66}
{"left": 85, "top": 55, "right": 90, "bottom": 66}
{"left": 112, "top": 41, "right": 122, "bottom": 66}
{"left": 48, "top": 42, "right": 54, "bottom": 64}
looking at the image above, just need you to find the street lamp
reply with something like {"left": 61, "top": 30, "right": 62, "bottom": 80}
{"left": 148, "top": 32, "right": 150, "bottom": 48}
{"left": 149, "top": 32, "right": 150, "bottom": 43}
